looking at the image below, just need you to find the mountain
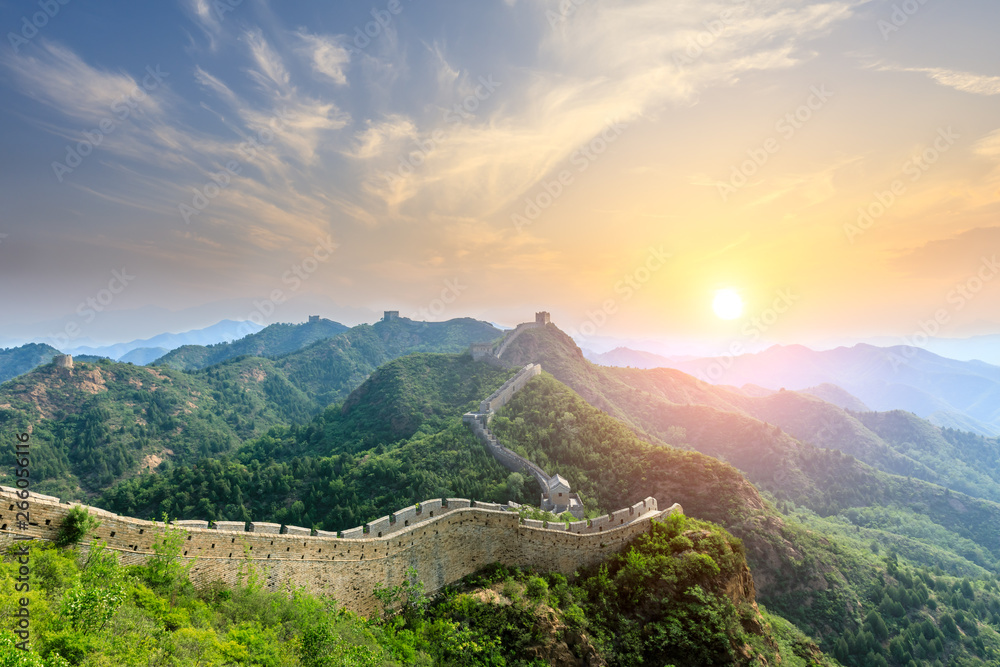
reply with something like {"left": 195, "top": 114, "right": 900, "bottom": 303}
{"left": 0, "top": 342, "right": 62, "bottom": 383}
{"left": 13, "top": 315, "right": 1000, "bottom": 663}
{"left": 498, "top": 325, "right": 1000, "bottom": 569}
{"left": 0, "top": 317, "right": 505, "bottom": 499}
{"left": 64, "top": 319, "right": 264, "bottom": 360}
{"left": 118, "top": 346, "right": 170, "bottom": 365}
{"left": 0, "top": 355, "right": 316, "bottom": 499}
{"left": 800, "top": 382, "right": 870, "bottom": 411}
{"left": 667, "top": 343, "right": 1000, "bottom": 436}
{"left": 155, "top": 318, "right": 351, "bottom": 370}
{"left": 902, "top": 333, "right": 1000, "bottom": 366}
{"left": 585, "top": 346, "right": 678, "bottom": 368}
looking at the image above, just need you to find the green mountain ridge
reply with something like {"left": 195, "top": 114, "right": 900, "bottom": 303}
{"left": 154, "top": 318, "right": 351, "bottom": 370}
{"left": 0, "top": 318, "right": 505, "bottom": 499}
{"left": 0, "top": 342, "right": 62, "bottom": 384}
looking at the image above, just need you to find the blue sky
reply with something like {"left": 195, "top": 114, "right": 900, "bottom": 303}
{"left": 1, "top": 0, "right": 999, "bottom": 351}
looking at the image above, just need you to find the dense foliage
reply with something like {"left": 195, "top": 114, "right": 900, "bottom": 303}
{"left": 100, "top": 355, "right": 525, "bottom": 529}
{"left": 0, "top": 318, "right": 505, "bottom": 499}
{"left": 0, "top": 344, "right": 61, "bottom": 384}
{"left": 155, "top": 319, "right": 350, "bottom": 371}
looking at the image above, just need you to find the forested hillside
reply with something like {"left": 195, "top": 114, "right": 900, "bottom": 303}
{"left": 0, "top": 342, "right": 61, "bottom": 383}
{"left": 155, "top": 318, "right": 349, "bottom": 370}
{"left": 0, "top": 318, "right": 507, "bottom": 499}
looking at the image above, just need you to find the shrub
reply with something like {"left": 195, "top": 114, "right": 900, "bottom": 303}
{"left": 54, "top": 508, "right": 100, "bottom": 548}
{"left": 526, "top": 576, "right": 548, "bottom": 601}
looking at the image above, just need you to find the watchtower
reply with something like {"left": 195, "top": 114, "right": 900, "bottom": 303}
{"left": 308, "top": 315, "right": 320, "bottom": 324}
{"left": 53, "top": 354, "right": 73, "bottom": 369}
{"left": 470, "top": 342, "right": 494, "bottom": 361}
{"left": 535, "top": 311, "right": 550, "bottom": 325}
{"left": 383, "top": 311, "right": 399, "bottom": 322}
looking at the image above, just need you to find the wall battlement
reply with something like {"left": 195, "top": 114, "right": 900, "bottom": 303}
{"left": 0, "top": 487, "right": 679, "bottom": 617}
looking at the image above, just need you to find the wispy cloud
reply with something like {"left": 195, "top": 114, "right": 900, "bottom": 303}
{"left": 2, "top": 41, "right": 167, "bottom": 123}
{"left": 876, "top": 64, "right": 1000, "bottom": 96}
{"left": 297, "top": 31, "right": 351, "bottom": 86}
{"left": 348, "top": 0, "right": 861, "bottom": 220}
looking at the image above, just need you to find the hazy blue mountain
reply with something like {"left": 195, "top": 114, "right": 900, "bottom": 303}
{"left": 584, "top": 346, "right": 678, "bottom": 368}
{"left": 666, "top": 343, "right": 1000, "bottom": 436}
{"left": 800, "top": 382, "right": 870, "bottom": 412}
{"left": 64, "top": 319, "right": 265, "bottom": 360}
{"left": 118, "top": 347, "right": 170, "bottom": 365}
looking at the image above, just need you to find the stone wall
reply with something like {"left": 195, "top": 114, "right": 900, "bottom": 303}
{"left": 495, "top": 322, "right": 543, "bottom": 360}
{"left": 464, "top": 416, "right": 550, "bottom": 489}
{"left": 0, "top": 487, "right": 680, "bottom": 617}
{"left": 478, "top": 363, "right": 541, "bottom": 415}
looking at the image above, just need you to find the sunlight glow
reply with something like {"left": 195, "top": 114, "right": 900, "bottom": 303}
{"left": 713, "top": 289, "right": 743, "bottom": 320}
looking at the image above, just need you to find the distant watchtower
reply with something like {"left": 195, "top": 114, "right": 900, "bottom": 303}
{"left": 535, "top": 311, "right": 550, "bottom": 325}
{"left": 53, "top": 354, "right": 73, "bottom": 369}
{"left": 308, "top": 315, "right": 320, "bottom": 324}
{"left": 470, "top": 342, "right": 494, "bottom": 361}
{"left": 383, "top": 311, "right": 399, "bottom": 322}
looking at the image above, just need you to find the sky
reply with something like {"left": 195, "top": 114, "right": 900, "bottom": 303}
{"left": 1, "top": 0, "right": 999, "bottom": 353}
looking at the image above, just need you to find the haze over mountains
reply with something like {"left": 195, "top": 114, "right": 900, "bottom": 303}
{"left": 590, "top": 343, "right": 1000, "bottom": 437}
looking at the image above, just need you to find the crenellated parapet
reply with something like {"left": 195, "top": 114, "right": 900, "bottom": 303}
{"left": 0, "top": 485, "right": 681, "bottom": 617}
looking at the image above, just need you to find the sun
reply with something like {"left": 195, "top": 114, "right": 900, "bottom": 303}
{"left": 713, "top": 289, "right": 743, "bottom": 320}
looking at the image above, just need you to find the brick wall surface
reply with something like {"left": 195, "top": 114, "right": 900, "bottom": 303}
{"left": 0, "top": 488, "right": 681, "bottom": 617}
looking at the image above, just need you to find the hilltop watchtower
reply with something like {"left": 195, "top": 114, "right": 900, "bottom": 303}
{"left": 535, "top": 311, "right": 550, "bottom": 325}
{"left": 308, "top": 315, "right": 320, "bottom": 324}
{"left": 53, "top": 354, "right": 73, "bottom": 369}
{"left": 383, "top": 311, "right": 399, "bottom": 322}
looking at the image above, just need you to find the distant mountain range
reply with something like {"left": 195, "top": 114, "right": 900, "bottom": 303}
{"left": 63, "top": 319, "right": 265, "bottom": 361}
{"left": 590, "top": 343, "right": 1000, "bottom": 436}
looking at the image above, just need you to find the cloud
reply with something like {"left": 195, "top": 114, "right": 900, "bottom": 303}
{"left": 974, "top": 129, "right": 1000, "bottom": 158}
{"left": 243, "top": 29, "right": 292, "bottom": 95}
{"left": 297, "top": 32, "right": 351, "bottom": 85}
{"left": 876, "top": 64, "right": 1000, "bottom": 96}
{"left": 2, "top": 41, "right": 167, "bottom": 124}
{"left": 348, "top": 0, "right": 861, "bottom": 219}
{"left": 345, "top": 115, "right": 418, "bottom": 159}
{"left": 891, "top": 226, "right": 1000, "bottom": 279}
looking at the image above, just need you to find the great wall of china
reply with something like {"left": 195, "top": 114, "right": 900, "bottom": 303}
{"left": 0, "top": 313, "right": 681, "bottom": 616}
